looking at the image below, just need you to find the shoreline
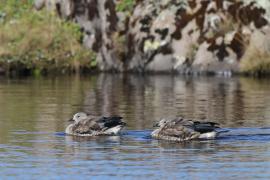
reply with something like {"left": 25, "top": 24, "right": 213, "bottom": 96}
{"left": 1, "top": 66, "right": 270, "bottom": 77}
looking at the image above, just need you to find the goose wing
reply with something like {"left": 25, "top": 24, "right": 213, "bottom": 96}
{"left": 71, "top": 116, "right": 125, "bottom": 134}
{"left": 159, "top": 119, "right": 200, "bottom": 140}
{"left": 72, "top": 116, "right": 102, "bottom": 134}
{"left": 153, "top": 117, "right": 221, "bottom": 141}
{"left": 174, "top": 118, "right": 219, "bottom": 133}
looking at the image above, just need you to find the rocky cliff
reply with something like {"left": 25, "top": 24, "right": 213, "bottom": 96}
{"left": 35, "top": 0, "right": 270, "bottom": 74}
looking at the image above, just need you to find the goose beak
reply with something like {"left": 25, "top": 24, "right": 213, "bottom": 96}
{"left": 153, "top": 122, "right": 159, "bottom": 127}
{"left": 121, "top": 122, "right": 127, "bottom": 126}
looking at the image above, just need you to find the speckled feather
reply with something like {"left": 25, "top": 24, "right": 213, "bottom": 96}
{"left": 72, "top": 117, "right": 103, "bottom": 135}
{"left": 151, "top": 117, "right": 220, "bottom": 142}
{"left": 66, "top": 113, "right": 125, "bottom": 136}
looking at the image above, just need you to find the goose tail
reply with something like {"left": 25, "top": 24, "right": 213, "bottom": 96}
{"left": 104, "top": 125, "right": 124, "bottom": 135}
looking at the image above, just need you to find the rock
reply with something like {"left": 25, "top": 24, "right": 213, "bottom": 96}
{"left": 34, "top": 0, "right": 46, "bottom": 10}
{"left": 126, "top": 0, "right": 269, "bottom": 74}
{"left": 57, "top": 0, "right": 73, "bottom": 19}
{"left": 36, "top": 0, "right": 122, "bottom": 71}
{"left": 35, "top": 0, "right": 270, "bottom": 74}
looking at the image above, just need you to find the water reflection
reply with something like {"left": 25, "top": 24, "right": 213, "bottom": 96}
{"left": 0, "top": 75, "right": 270, "bottom": 141}
{"left": 82, "top": 75, "right": 270, "bottom": 129}
{"left": 0, "top": 74, "right": 270, "bottom": 178}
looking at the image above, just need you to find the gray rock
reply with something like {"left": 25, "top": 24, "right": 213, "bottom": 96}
{"left": 34, "top": 0, "right": 45, "bottom": 10}
{"left": 35, "top": 0, "right": 270, "bottom": 74}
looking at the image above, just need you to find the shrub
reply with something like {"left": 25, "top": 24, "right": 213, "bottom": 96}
{"left": 0, "top": 0, "right": 96, "bottom": 75}
{"left": 240, "top": 45, "right": 270, "bottom": 75}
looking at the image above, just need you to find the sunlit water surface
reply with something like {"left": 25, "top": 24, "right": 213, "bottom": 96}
{"left": 1, "top": 74, "right": 270, "bottom": 179}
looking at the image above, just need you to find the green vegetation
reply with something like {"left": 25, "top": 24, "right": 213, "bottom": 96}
{"left": 239, "top": 30, "right": 270, "bottom": 75}
{"left": 0, "top": 0, "right": 96, "bottom": 76}
{"left": 240, "top": 45, "right": 270, "bottom": 75}
{"left": 116, "top": 0, "right": 135, "bottom": 14}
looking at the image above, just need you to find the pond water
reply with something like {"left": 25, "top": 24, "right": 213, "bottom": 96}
{"left": 1, "top": 74, "right": 270, "bottom": 179}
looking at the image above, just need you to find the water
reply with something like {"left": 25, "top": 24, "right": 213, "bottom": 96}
{"left": 1, "top": 74, "right": 270, "bottom": 179}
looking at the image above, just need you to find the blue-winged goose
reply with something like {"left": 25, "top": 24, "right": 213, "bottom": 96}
{"left": 65, "top": 112, "right": 126, "bottom": 136}
{"left": 151, "top": 117, "right": 222, "bottom": 142}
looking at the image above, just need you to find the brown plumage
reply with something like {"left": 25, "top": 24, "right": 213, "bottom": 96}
{"left": 66, "top": 112, "right": 126, "bottom": 136}
{"left": 151, "top": 117, "right": 220, "bottom": 142}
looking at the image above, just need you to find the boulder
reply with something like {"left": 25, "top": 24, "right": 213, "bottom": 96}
{"left": 35, "top": 0, "right": 270, "bottom": 74}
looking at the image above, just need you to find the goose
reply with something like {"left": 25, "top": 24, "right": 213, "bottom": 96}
{"left": 151, "top": 117, "right": 223, "bottom": 142}
{"left": 65, "top": 112, "right": 126, "bottom": 136}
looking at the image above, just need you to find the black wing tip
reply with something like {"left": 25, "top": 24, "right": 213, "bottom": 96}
{"left": 115, "top": 116, "right": 123, "bottom": 119}
{"left": 103, "top": 116, "right": 123, "bottom": 119}
{"left": 101, "top": 116, "right": 126, "bottom": 128}
{"left": 193, "top": 121, "right": 220, "bottom": 125}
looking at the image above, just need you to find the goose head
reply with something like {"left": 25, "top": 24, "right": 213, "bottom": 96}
{"left": 70, "top": 112, "right": 88, "bottom": 123}
{"left": 154, "top": 118, "right": 170, "bottom": 127}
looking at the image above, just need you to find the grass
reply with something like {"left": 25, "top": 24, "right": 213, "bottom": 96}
{"left": 240, "top": 45, "right": 270, "bottom": 75}
{"left": 239, "top": 27, "right": 270, "bottom": 75}
{"left": 0, "top": 0, "right": 96, "bottom": 76}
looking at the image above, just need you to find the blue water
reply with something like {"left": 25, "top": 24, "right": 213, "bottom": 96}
{"left": 1, "top": 75, "right": 270, "bottom": 179}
